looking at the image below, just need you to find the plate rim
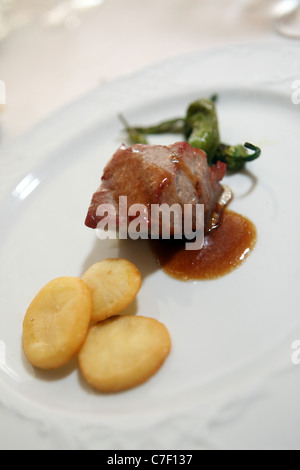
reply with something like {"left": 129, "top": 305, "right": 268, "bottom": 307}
{"left": 0, "top": 40, "right": 300, "bottom": 450}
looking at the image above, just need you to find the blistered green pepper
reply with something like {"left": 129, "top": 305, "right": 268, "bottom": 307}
{"left": 118, "top": 114, "right": 148, "bottom": 144}
{"left": 124, "top": 117, "right": 185, "bottom": 138}
{"left": 214, "top": 142, "right": 261, "bottom": 172}
{"left": 184, "top": 98, "right": 220, "bottom": 165}
{"left": 119, "top": 95, "right": 261, "bottom": 172}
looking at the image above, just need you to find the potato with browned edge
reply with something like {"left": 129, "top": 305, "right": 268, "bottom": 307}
{"left": 82, "top": 259, "right": 142, "bottom": 322}
{"left": 23, "top": 277, "right": 92, "bottom": 370}
{"left": 78, "top": 315, "right": 172, "bottom": 393}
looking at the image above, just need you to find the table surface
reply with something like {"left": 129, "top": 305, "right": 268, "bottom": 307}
{"left": 0, "top": 0, "right": 297, "bottom": 145}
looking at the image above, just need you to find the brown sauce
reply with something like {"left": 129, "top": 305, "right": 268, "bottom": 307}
{"left": 150, "top": 210, "right": 257, "bottom": 281}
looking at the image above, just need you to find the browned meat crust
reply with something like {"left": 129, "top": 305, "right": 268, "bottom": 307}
{"left": 85, "top": 142, "right": 226, "bottom": 234}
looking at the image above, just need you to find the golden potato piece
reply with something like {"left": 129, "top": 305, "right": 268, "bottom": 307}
{"left": 23, "top": 277, "right": 92, "bottom": 370}
{"left": 82, "top": 259, "right": 142, "bottom": 322}
{"left": 78, "top": 315, "right": 171, "bottom": 393}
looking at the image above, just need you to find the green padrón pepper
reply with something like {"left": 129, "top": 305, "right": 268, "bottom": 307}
{"left": 120, "top": 96, "right": 261, "bottom": 172}
{"left": 184, "top": 98, "right": 220, "bottom": 165}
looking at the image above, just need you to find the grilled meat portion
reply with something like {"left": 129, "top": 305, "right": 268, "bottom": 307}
{"left": 85, "top": 142, "right": 226, "bottom": 234}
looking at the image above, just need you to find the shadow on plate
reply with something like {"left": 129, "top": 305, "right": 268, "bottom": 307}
{"left": 80, "top": 237, "right": 159, "bottom": 282}
{"left": 226, "top": 167, "right": 258, "bottom": 198}
{"left": 21, "top": 345, "right": 78, "bottom": 382}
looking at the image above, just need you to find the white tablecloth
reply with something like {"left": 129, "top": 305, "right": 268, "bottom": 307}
{"left": 0, "top": 0, "right": 297, "bottom": 144}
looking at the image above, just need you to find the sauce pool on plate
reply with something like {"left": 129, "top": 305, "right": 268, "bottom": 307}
{"left": 150, "top": 210, "right": 257, "bottom": 281}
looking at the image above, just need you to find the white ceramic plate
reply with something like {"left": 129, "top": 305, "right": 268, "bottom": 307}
{"left": 1, "top": 43, "right": 300, "bottom": 450}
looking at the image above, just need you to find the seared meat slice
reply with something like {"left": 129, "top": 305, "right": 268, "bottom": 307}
{"left": 85, "top": 142, "right": 226, "bottom": 234}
